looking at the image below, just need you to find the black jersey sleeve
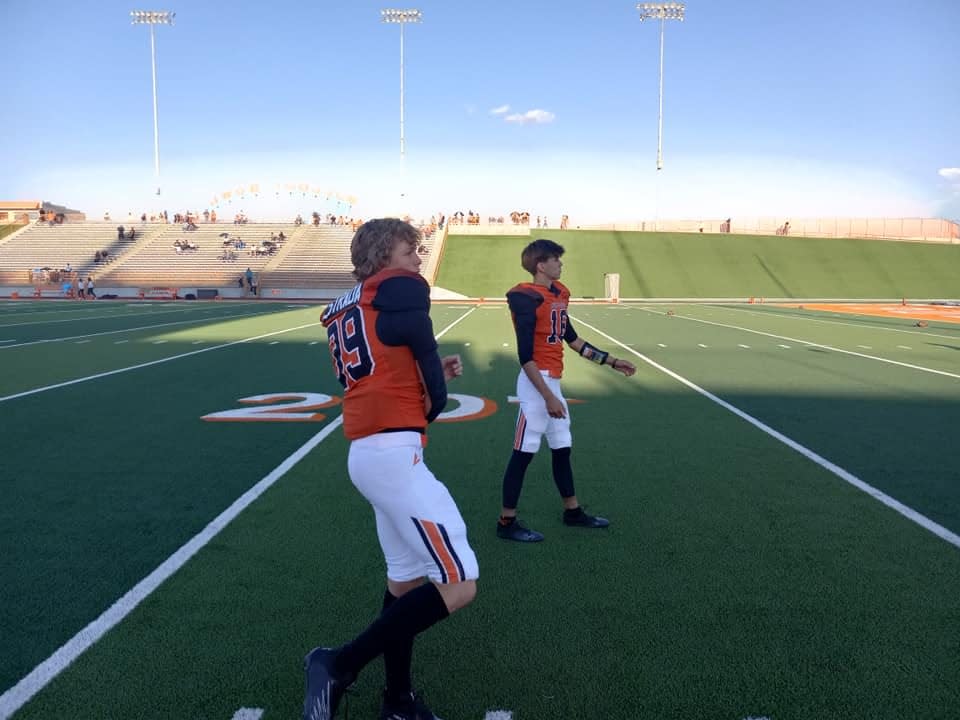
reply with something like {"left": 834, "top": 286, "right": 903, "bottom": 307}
{"left": 375, "top": 275, "right": 446, "bottom": 420}
{"left": 506, "top": 289, "right": 543, "bottom": 366}
{"left": 563, "top": 315, "right": 578, "bottom": 343}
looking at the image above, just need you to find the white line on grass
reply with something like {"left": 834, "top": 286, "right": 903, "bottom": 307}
{"left": 738, "top": 344, "right": 751, "bottom": 349}
{"left": 231, "top": 709, "right": 264, "bottom": 720}
{"left": 0, "top": 308, "right": 274, "bottom": 350}
{"left": 0, "top": 417, "right": 344, "bottom": 720}
{"left": 0, "top": 307, "right": 206, "bottom": 329}
{"left": 0, "top": 308, "right": 477, "bottom": 720}
{"left": 573, "top": 315, "right": 960, "bottom": 552}
{"left": 484, "top": 712, "right": 513, "bottom": 720}
{"left": 0, "top": 321, "right": 324, "bottom": 403}
{"left": 639, "top": 308, "right": 960, "bottom": 381}
{"left": 898, "top": 345, "right": 912, "bottom": 350}
{"left": 706, "top": 303, "right": 960, "bottom": 341}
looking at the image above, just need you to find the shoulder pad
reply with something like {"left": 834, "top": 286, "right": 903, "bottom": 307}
{"left": 506, "top": 283, "right": 545, "bottom": 301}
{"left": 371, "top": 272, "right": 430, "bottom": 312}
{"left": 506, "top": 285, "right": 544, "bottom": 312}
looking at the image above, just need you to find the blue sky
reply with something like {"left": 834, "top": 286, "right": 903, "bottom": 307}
{"left": 2, "top": 0, "right": 958, "bottom": 223}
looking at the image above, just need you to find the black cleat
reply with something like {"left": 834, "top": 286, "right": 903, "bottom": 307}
{"left": 380, "top": 690, "right": 443, "bottom": 720}
{"left": 563, "top": 508, "right": 610, "bottom": 529}
{"left": 303, "top": 647, "right": 355, "bottom": 720}
{"left": 496, "top": 518, "right": 545, "bottom": 542}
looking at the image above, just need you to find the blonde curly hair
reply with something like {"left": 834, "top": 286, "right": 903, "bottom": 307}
{"left": 350, "top": 218, "right": 422, "bottom": 281}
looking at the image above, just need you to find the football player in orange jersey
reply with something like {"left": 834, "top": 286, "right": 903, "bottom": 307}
{"left": 306, "top": 219, "right": 477, "bottom": 720}
{"left": 497, "top": 238, "right": 637, "bottom": 542}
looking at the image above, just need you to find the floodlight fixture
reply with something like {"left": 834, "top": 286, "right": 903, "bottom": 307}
{"left": 130, "top": 10, "right": 175, "bottom": 24}
{"left": 636, "top": 2, "right": 684, "bottom": 171}
{"left": 637, "top": 2, "right": 684, "bottom": 21}
{"left": 131, "top": 9, "right": 175, "bottom": 196}
{"left": 381, "top": 8, "right": 422, "bottom": 206}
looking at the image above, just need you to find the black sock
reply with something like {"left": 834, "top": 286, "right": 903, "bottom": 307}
{"left": 502, "top": 450, "right": 535, "bottom": 510}
{"left": 551, "top": 447, "right": 576, "bottom": 499}
{"left": 498, "top": 515, "right": 517, "bottom": 526}
{"left": 564, "top": 507, "right": 585, "bottom": 520}
{"left": 381, "top": 588, "right": 413, "bottom": 699}
{"left": 334, "top": 583, "right": 449, "bottom": 679}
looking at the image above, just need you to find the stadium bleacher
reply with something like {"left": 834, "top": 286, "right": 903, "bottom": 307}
{"left": 0, "top": 221, "right": 161, "bottom": 286}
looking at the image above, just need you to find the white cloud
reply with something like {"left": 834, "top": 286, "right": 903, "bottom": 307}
{"left": 489, "top": 104, "right": 510, "bottom": 115}
{"left": 504, "top": 109, "right": 556, "bottom": 125}
{"left": 938, "top": 167, "right": 960, "bottom": 180}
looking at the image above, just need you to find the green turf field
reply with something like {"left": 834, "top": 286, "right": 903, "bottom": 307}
{"left": 2, "top": 299, "right": 959, "bottom": 720}
{"left": 435, "top": 231, "right": 960, "bottom": 300}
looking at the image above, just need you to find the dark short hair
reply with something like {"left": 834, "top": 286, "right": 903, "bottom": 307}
{"left": 521, "top": 238, "right": 565, "bottom": 276}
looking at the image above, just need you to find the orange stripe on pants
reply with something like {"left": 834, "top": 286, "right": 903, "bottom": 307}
{"left": 421, "top": 520, "right": 461, "bottom": 583}
{"left": 513, "top": 411, "right": 527, "bottom": 450}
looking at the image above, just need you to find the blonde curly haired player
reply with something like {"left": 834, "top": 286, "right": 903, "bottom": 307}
{"left": 308, "top": 219, "right": 475, "bottom": 720}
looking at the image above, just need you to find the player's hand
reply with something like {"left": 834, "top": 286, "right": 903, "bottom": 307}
{"left": 545, "top": 393, "right": 566, "bottom": 418}
{"left": 441, "top": 354, "right": 463, "bottom": 382}
{"left": 612, "top": 358, "right": 637, "bottom": 377}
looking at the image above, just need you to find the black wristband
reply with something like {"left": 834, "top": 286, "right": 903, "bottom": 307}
{"left": 579, "top": 341, "right": 608, "bottom": 365}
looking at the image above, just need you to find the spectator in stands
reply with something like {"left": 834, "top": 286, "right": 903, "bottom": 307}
{"left": 95, "top": 250, "right": 102, "bottom": 263}
{"left": 725, "top": 218, "right": 732, "bottom": 233}
{"left": 295, "top": 213, "right": 303, "bottom": 226}
{"left": 86, "top": 277, "right": 95, "bottom": 299}
{"left": 278, "top": 231, "right": 286, "bottom": 243}
{"left": 65, "top": 262, "right": 73, "bottom": 274}
{"left": 128, "top": 227, "right": 136, "bottom": 240}
{"left": 203, "top": 209, "right": 210, "bottom": 222}
{"left": 117, "top": 225, "right": 125, "bottom": 240}
{"left": 245, "top": 267, "right": 254, "bottom": 294}
{"left": 78, "top": 279, "right": 85, "bottom": 300}
{"left": 250, "top": 272, "right": 259, "bottom": 297}
{"left": 101, "top": 249, "right": 110, "bottom": 262}
{"left": 210, "top": 210, "right": 217, "bottom": 223}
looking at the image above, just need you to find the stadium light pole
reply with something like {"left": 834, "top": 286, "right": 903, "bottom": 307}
{"left": 131, "top": 10, "right": 175, "bottom": 197}
{"left": 636, "top": 2, "right": 684, "bottom": 172}
{"left": 381, "top": 8, "right": 422, "bottom": 208}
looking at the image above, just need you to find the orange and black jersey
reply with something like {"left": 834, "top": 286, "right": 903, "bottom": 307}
{"left": 507, "top": 281, "right": 578, "bottom": 378}
{"left": 321, "top": 269, "right": 447, "bottom": 440}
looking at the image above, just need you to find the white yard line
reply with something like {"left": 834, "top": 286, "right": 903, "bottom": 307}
{"left": 0, "top": 417, "right": 345, "bottom": 720}
{"left": 639, "top": 308, "right": 960, "bottom": 381}
{"left": 705, "top": 303, "right": 960, "bottom": 341}
{"left": 0, "top": 308, "right": 274, "bottom": 350}
{"left": 0, "top": 307, "right": 477, "bottom": 720}
{"left": 573, "top": 315, "right": 960, "bottom": 552}
{"left": 0, "top": 322, "right": 323, "bottom": 403}
{"left": 0, "top": 307, "right": 206, "bottom": 329}
{"left": 230, "top": 709, "right": 264, "bottom": 720}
